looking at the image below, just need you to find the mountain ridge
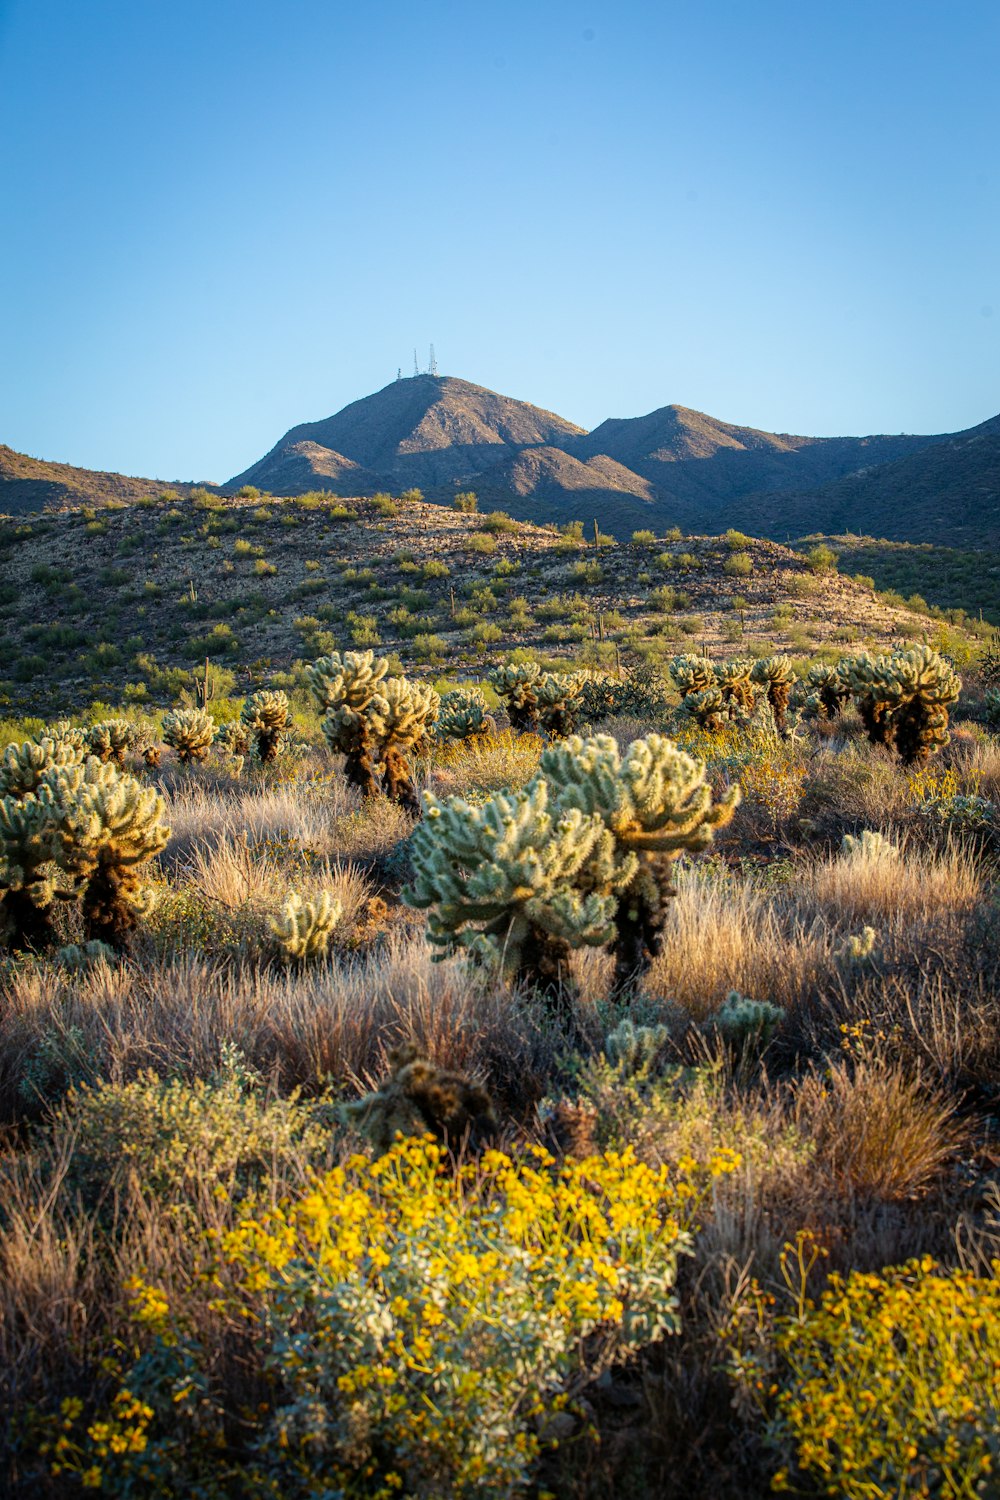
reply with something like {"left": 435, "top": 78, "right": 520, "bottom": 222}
{"left": 4, "top": 376, "right": 998, "bottom": 546}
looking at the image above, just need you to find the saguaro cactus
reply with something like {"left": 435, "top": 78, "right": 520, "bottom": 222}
{"left": 240, "top": 690, "right": 289, "bottom": 764}
{"left": 310, "top": 650, "right": 390, "bottom": 798}
{"left": 750, "top": 656, "right": 796, "bottom": 736}
{"left": 162, "top": 708, "right": 216, "bottom": 765}
{"left": 539, "top": 733, "right": 740, "bottom": 983}
{"left": 369, "top": 676, "right": 440, "bottom": 811}
{"left": 405, "top": 780, "right": 622, "bottom": 993}
{"left": 46, "top": 760, "right": 170, "bottom": 950}
{"left": 489, "top": 662, "right": 542, "bottom": 733}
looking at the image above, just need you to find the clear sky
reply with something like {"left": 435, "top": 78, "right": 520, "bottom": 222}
{"left": 1, "top": 0, "right": 997, "bottom": 482}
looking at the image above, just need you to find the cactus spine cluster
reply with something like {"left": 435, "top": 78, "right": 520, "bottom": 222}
{"left": 839, "top": 645, "right": 961, "bottom": 764}
{"left": 0, "top": 736, "right": 86, "bottom": 800}
{"left": 162, "top": 708, "right": 216, "bottom": 765}
{"left": 668, "top": 655, "right": 715, "bottom": 696}
{"left": 436, "top": 688, "right": 496, "bottom": 743}
{"left": 240, "top": 690, "right": 289, "bottom": 764}
{"left": 406, "top": 732, "right": 739, "bottom": 994}
{"left": 270, "top": 889, "right": 343, "bottom": 963}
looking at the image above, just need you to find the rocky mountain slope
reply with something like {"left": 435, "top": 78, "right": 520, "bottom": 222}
{"left": 0, "top": 444, "right": 203, "bottom": 515}
{"left": 5, "top": 376, "right": 997, "bottom": 546}
{"left": 0, "top": 490, "right": 960, "bottom": 716}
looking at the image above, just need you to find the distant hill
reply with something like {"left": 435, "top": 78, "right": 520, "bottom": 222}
{"left": 756, "top": 412, "right": 1000, "bottom": 545}
{"left": 6, "top": 375, "right": 999, "bottom": 546}
{"left": 0, "top": 445, "right": 206, "bottom": 515}
{"left": 0, "top": 490, "right": 951, "bottom": 716}
{"left": 227, "top": 375, "right": 986, "bottom": 540}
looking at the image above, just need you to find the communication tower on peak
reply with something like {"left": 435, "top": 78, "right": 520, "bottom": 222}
{"left": 396, "top": 367, "right": 402, "bottom": 381}
{"left": 428, "top": 344, "right": 438, "bottom": 376}
{"left": 413, "top": 348, "right": 420, "bottom": 378}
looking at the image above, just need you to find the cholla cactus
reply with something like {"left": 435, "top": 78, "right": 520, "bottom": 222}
{"left": 841, "top": 829, "right": 898, "bottom": 861}
{"left": 669, "top": 654, "right": 714, "bottom": 696}
{"left": 312, "top": 650, "right": 390, "bottom": 798}
{"left": 605, "top": 1017, "right": 671, "bottom": 1076}
{"left": 680, "top": 685, "right": 729, "bottom": 733}
{"left": 437, "top": 688, "right": 496, "bottom": 743}
{"left": 839, "top": 651, "right": 905, "bottom": 748}
{"left": 370, "top": 677, "right": 440, "bottom": 811}
{"left": 889, "top": 645, "right": 961, "bottom": 766}
{"left": 45, "top": 760, "right": 170, "bottom": 950}
{"left": 534, "top": 672, "right": 585, "bottom": 739}
{"left": 714, "top": 658, "right": 757, "bottom": 713}
{"left": 0, "top": 736, "right": 86, "bottom": 800}
{"left": 55, "top": 940, "right": 116, "bottom": 970}
{"left": 340, "top": 1045, "right": 497, "bottom": 1153}
{"left": 0, "top": 790, "right": 69, "bottom": 950}
{"left": 799, "top": 663, "right": 850, "bottom": 720}
{"left": 217, "top": 721, "right": 251, "bottom": 757}
{"left": 536, "top": 733, "right": 740, "bottom": 983}
{"left": 405, "top": 779, "right": 623, "bottom": 993}
{"left": 132, "top": 728, "right": 161, "bottom": 769}
{"left": 750, "top": 656, "right": 796, "bottom": 736}
{"left": 270, "top": 889, "right": 343, "bottom": 963}
{"left": 489, "top": 662, "right": 542, "bottom": 733}
{"left": 834, "top": 926, "right": 878, "bottom": 965}
{"left": 86, "top": 719, "right": 135, "bottom": 767}
{"left": 241, "top": 690, "right": 289, "bottom": 764}
{"left": 44, "top": 721, "right": 89, "bottom": 751}
{"left": 162, "top": 708, "right": 216, "bottom": 765}
{"left": 709, "top": 992, "right": 785, "bottom": 1056}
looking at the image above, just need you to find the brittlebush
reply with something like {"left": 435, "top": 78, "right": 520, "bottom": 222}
{"left": 770, "top": 1257, "right": 1000, "bottom": 1498}
{"left": 43, "top": 1137, "right": 738, "bottom": 1499}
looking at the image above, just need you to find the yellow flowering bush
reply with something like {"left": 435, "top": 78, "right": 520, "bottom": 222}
{"left": 47, "top": 1137, "right": 737, "bottom": 1498}
{"left": 770, "top": 1257, "right": 1000, "bottom": 1498}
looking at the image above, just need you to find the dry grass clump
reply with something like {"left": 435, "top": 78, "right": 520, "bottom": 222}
{"left": 803, "top": 834, "right": 979, "bottom": 926}
{"left": 642, "top": 869, "right": 833, "bottom": 1020}
{"left": 794, "top": 1049, "right": 967, "bottom": 1203}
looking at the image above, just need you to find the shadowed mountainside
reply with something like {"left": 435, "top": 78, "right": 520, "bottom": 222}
{"left": 5, "top": 376, "right": 998, "bottom": 545}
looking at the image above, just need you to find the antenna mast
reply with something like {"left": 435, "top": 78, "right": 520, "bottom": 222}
{"left": 413, "top": 349, "right": 420, "bottom": 378}
{"left": 428, "top": 343, "right": 438, "bottom": 376}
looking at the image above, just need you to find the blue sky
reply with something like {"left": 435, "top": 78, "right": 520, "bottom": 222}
{"left": 1, "top": 0, "right": 997, "bottom": 482}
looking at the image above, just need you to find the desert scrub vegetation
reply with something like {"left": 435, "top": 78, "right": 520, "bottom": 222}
{"left": 2, "top": 634, "right": 1000, "bottom": 1498}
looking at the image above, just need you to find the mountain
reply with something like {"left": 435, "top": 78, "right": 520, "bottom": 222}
{"left": 228, "top": 375, "right": 584, "bottom": 495}
{"left": 0, "top": 444, "right": 206, "bottom": 515}
{"left": 748, "top": 412, "right": 1000, "bottom": 545}
{"left": 6, "top": 376, "right": 999, "bottom": 547}
{"left": 227, "top": 375, "right": 986, "bottom": 540}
